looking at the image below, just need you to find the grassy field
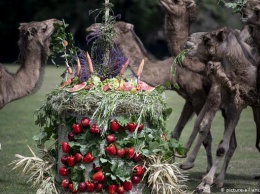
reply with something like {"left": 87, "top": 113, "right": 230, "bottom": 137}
{"left": 0, "top": 65, "right": 259, "bottom": 194}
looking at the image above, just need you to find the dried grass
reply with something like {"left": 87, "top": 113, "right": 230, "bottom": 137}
{"left": 9, "top": 145, "right": 57, "bottom": 194}
{"left": 144, "top": 155, "right": 188, "bottom": 194}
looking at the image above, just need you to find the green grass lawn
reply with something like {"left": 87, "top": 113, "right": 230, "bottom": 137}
{"left": 0, "top": 65, "right": 259, "bottom": 194}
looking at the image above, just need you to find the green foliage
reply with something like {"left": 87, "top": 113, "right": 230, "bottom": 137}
{"left": 219, "top": 0, "right": 247, "bottom": 13}
{"left": 49, "top": 20, "right": 78, "bottom": 67}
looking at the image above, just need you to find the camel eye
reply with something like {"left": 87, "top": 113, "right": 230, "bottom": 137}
{"left": 41, "top": 25, "right": 48, "bottom": 32}
{"left": 255, "top": 8, "right": 260, "bottom": 16}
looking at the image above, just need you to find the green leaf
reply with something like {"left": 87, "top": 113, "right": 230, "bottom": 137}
{"left": 33, "top": 132, "right": 48, "bottom": 145}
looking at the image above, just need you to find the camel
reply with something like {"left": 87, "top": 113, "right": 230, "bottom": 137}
{"left": 0, "top": 19, "right": 60, "bottom": 109}
{"left": 185, "top": 26, "right": 259, "bottom": 193}
{"left": 160, "top": 0, "right": 260, "bottom": 178}
{"left": 159, "top": 0, "right": 216, "bottom": 171}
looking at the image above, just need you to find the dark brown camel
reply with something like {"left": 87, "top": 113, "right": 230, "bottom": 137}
{"left": 160, "top": 1, "right": 260, "bottom": 188}
{"left": 185, "top": 26, "right": 258, "bottom": 193}
{"left": 159, "top": 0, "right": 216, "bottom": 172}
{"left": 0, "top": 19, "right": 60, "bottom": 109}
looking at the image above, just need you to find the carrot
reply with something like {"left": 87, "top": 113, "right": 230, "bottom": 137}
{"left": 136, "top": 59, "right": 145, "bottom": 77}
{"left": 76, "top": 58, "right": 81, "bottom": 76}
{"left": 67, "top": 67, "right": 73, "bottom": 74}
{"left": 120, "top": 58, "right": 130, "bottom": 77}
{"left": 63, "top": 40, "right": 68, "bottom": 47}
{"left": 86, "top": 52, "right": 94, "bottom": 74}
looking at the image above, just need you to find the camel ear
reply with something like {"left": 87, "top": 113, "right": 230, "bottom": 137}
{"left": 125, "top": 23, "right": 133, "bottom": 31}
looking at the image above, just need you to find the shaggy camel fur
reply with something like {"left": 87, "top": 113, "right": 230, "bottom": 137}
{"left": 185, "top": 27, "right": 258, "bottom": 193}
{"left": 0, "top": 19, "right": 60, "bottom": 109}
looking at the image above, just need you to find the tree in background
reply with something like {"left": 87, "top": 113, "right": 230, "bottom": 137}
{"left": 0, "top": 0, "right": 242, "bottom": 62}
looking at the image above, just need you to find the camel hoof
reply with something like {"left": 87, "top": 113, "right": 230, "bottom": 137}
{"left": 213, "top": 179, "right": 224, "bottom": 188}
{"left": 194, "top": 188, "right": 204, "bottom": 194}
{"left": 180, "top": 161, "right": 194, "bottom": 170}
{"left": 196, "top": 183, "right": 211, "bottom": 193}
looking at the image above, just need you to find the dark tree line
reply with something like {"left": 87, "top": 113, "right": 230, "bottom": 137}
{"left": 0, "top": 0, "right": 242, "bottom": 63}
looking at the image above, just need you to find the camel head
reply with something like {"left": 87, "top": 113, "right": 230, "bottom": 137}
{"left": 241, "top": 0, "right": 260, "bottom": 23}
{"left": 159, "top": 0, "right": 197, "bottom": 19}
{"left": 186, "top": 27, "right": 257, "bottom": 75}
{"left": 186, "top": 27, "right": 245, "bottom": 62}
{"left": 18, "top": 19, "right": 61, "bottom": 57}
{"left": 86, "top": 21, "right": 134, "bottom": 45}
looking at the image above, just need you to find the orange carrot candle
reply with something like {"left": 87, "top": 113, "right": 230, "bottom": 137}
{"left": 120, "top": 58, "right": 130, "bottom": 77}
{"left": 76, "top": 58, "right": 81, "bottom": 76}
{"left": 86, "top": 52, "right": 94, "bottom": 74}
{"left": 137, "top": 59, "right": 144, "bottom": 78}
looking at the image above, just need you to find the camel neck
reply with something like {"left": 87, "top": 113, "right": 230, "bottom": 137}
{"left": 117, "top": 30, "right": 173, "bottom": 86}
{"left": 165, "top": 15, "right": 190, "bottom": 56}
{"left": 12, "top": 46, "right": 46, "bottom": 100}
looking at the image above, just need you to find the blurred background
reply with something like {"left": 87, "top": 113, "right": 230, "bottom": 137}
{"left": 0, "top": 0, "right": 243, "bottom": 63}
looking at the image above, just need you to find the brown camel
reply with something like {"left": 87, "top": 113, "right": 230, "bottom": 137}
{"left": 0, "top": 19, "right": 60, "bottom": 109}
{"left": 160, "top": 0, "right": 217, "bottom": 173}
{"left": 160, "top": 0, "right": 260, "bottom": 179}
{"left": 185, "top": 26, "right": 258, "bottom": 193}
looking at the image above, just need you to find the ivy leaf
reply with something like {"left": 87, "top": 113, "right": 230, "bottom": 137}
{"left": 70, "top": 167, "right": 84, "bottom": 182}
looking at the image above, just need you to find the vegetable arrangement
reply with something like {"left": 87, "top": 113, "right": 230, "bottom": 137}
{"left": 11, "top": 4, "right": 188, "bottom": 194}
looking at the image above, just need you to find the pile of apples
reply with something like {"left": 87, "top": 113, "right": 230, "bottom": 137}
{"left": 59, "top": 116, "right": 146, "bottom": 193}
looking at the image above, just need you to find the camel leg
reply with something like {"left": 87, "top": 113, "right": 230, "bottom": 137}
{"left": 196, "top": 104, "right": 242, "bottom": 193}
{"left": 252, "top": 107, "right": 260, "bottom": 152}
{"left": 180, "top": 82, "right": 221, "bottom": 170}
{"left": 171, "top": 101, "right": 194, "bottom": 140}
{"left": 214, "top": 131, "right": 237, "bottom": 188}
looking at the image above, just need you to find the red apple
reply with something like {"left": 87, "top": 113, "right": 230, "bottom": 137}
{"left": 106, "top": 134, "right": 116, "bottom": 143}
{"left": 127, "top": 122, "right": 138, "bottom": 132}
{"left": 117, "top": 185, "right": 125, "bottom": 194}
{"left": 90, "top": 124, "right": 100, "bottom": 134}
{"left": 61, "top": 142, "right": 70, "bottom": 153}
{"left": 68, "top": 132, "right": 75, "bottom": 141}
{"left": 78, "top": 182, "right": 87, "bottom": 192}
{"left": 93, "top": 163, "right": 102, "bottom": 172}
{"left": 133, "top": 153, "right": 142, "bottom": 162}
{"left": 117, "top": 148, "right": 126, "bottom": 158}
{"left": 92, "top": 171, "right": 105, "bottom": 182}
{"left": 72, "top": 123, "right": 82, "bottom": 134}
{"left": 131, "top": 175, "right": 141, "bottom": 184}
{"left": 83, "top": 152, "right": 94, "bottom": 163}
{"left": 86, "top": 181, "right": 95, "bottom": 192}
{"left": 69, "top": 183, "right": 78, "bottom": 193}
{"left": 62, "top": 179, "right": 70, "bottom": 188}
{"left": 123, "top": 180, "right": 133, "bottom": 191}
{"left": 138, "top": 123, "right": 144, "bottom": 131}
{"left": 95, "top": 182, "right": 103, "bottom": 192}
{"left": 126, "top": 147, "right": 135, "bottom": 159}
{"left": 59, "top": 167, "right": 69, "bottom": 176}
{"left": 110, "top": 120, "right": 120, "bottom": 132}
{"left": 133, "top": 165, "right": 145, "bottom": 176}
{"left": 61, "top": 155, "right": 68, "bottom": 165}
{"left": 81, "top": 117, "right": 91, "bottom": 127}
{"left": 105, "top": 144, "right": 117, "bottom": 156}
{"left": 74, "top": 153, "right": 83, "bottom": 162}
{"left": 67, "top": 155, "right": 75, "bottom": 167}
{"left": 108, "top": 184, "right": 117, "bottom": 194}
